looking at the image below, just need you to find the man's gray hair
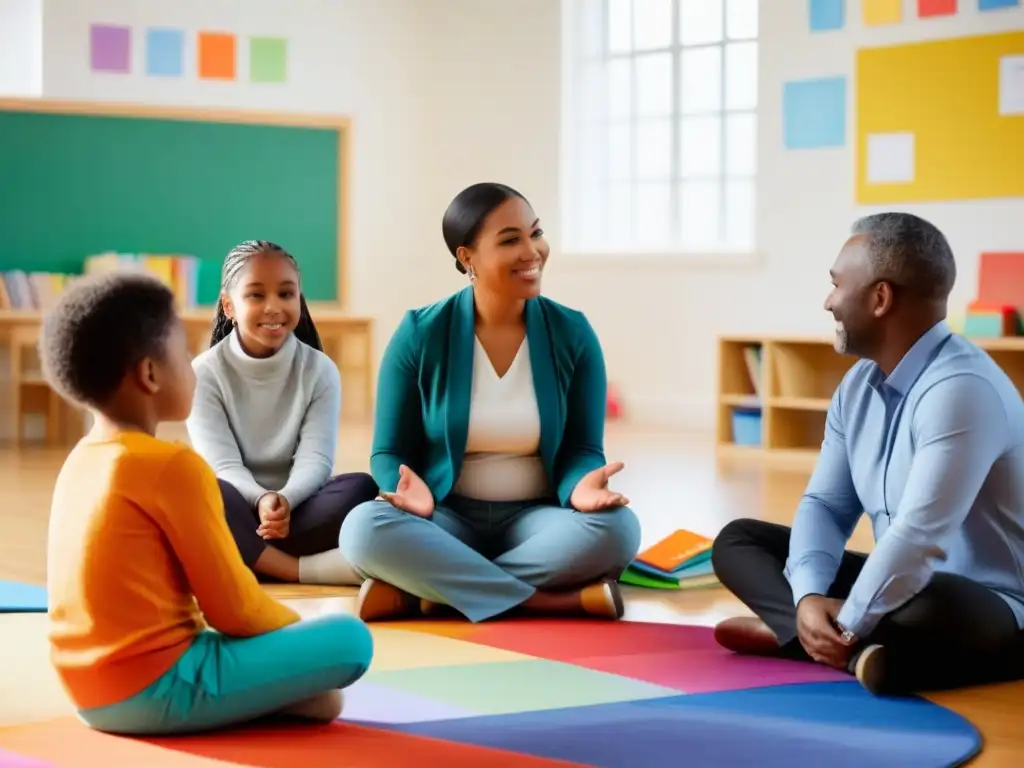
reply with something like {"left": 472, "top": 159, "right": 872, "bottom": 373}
{"left": 851, "top": 212, "right": 956, "bottom": 301}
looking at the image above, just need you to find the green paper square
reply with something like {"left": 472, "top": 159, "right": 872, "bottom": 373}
{"left": 364, "top": 659, "right": 679, "bottom": 716}
{"left": 249, "top": 37, "right": 287, "bottom": 83}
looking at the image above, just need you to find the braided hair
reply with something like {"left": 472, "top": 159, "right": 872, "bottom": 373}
{"left": 209, "top": 240, "right": 324, "bottom": 352}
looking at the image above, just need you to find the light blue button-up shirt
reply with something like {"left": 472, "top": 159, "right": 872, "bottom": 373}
{"left": 785, "top": 321, "right": 1024, "bottom": 638}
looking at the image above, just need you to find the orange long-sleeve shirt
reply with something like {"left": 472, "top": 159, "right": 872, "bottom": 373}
{"left": 47, "top": 431, "right": 300, "bottom": 710}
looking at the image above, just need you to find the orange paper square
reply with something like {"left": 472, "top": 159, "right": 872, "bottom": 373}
{"left": 198, "top": 31, "right": 236, "bottom": 80}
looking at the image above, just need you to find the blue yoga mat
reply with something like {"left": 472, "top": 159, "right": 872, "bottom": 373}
{"left": 375, "top": 681, "right": 982, "bottom": 768}
{"left": 0, "top": 580, "right": 47, "bottom": 612}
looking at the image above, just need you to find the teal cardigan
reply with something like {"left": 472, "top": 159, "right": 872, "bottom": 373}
{"left": 370, "top": 286, "right": 608, "bottom": 508}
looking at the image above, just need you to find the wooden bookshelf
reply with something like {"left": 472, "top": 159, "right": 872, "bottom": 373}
{"left": 0, "top": 305, "right": 375, "bottom": 443}
{"left": 716, "top": 333, "right": 1024, "bottom": 470}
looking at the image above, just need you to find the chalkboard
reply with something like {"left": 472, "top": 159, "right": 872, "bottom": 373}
{"left": 0, "top": 105, "right": 343, "bottom": 305}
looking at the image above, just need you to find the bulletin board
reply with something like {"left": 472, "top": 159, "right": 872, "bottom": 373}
{"left": 855, "top": 30, "right": 1024, "bottom": 204}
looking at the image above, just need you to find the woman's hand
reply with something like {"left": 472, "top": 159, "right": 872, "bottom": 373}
{"left": 570, "top": 462, "right": 629, "bottom": 512}
{"left": 380, "top": 464, "right": 435, "bottom": 518}
{"left": 256, "top": 493, "right": 290, "bottom": 539}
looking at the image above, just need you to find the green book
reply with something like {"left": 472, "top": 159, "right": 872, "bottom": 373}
{"left": 619, "top": 566, "right": 680, "bottom": 590}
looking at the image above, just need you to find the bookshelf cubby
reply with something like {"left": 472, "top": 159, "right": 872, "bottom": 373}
{"left": 716, "top": 333, "right": 1024, "bottom": 469}
{"left": 0, "top": 307, "right": 376, "bottom": 442}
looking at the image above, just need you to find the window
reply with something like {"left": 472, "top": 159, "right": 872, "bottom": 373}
{"left": 561, "top": 0, "right": 758, "bottom": 255}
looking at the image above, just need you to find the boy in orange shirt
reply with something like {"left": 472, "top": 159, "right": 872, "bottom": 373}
{"left": 40, "top": 272, "right": 373, "bottom": 735}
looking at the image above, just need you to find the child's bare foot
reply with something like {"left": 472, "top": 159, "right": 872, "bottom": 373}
{"left": 280, "top": 690, "right": 344, "bottom": 722}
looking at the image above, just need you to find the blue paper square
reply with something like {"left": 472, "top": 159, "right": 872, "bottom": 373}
{"left": 0, "top": 580, "right": 47, "bottom": 612}
{"left": 809, "top": 0, "right": 845, "bottom": 31}
{"left": 979, "top": 0, "right": 1019, "bottom": 9}
{"left": 146, "top": 27, "right": 184, "bottom": 77}
{"left": 782, "top": 77, "right": 847, "bottom": 150}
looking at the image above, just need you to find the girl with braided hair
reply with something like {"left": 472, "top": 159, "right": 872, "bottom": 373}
{"left": 186, "top": 240, "right": 378, "bottom": 585}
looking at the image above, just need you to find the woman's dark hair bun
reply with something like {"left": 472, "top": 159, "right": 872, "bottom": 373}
{"left": 441, "top": 182, "right": 528, "bottom": 273}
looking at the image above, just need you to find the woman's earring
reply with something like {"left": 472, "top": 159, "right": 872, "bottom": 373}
{"left": 467, "top": 267, "right": 477, "bottom": 282}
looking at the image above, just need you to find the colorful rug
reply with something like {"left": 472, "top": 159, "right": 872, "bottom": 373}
{"left": 0, "top": 582, "right": 46, "bottom": 613}
{"left": 0, "top": 619, "right": 983, "bottom": 767}
{"left": 0, "top": 748, "right": 51, "bottom": 767}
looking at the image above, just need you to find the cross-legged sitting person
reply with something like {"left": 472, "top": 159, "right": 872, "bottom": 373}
{"left": 41, "top": 272, "right": 373, "bottom": 735}
{"left": 711, "top": 213, "right": 1024, "bottom": 696}
{"left": 187, "top": 240, "right": 378, "bottom": 586}
{"left": 338, "top": 182, "right": 642, "bottom": 623}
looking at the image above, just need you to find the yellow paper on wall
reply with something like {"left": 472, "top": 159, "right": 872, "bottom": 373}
{"left": 856, "top": 30, "right": 1024, "bottom": 204}
{"left": 863, "top": 0, "right": 903, "bottom": 25}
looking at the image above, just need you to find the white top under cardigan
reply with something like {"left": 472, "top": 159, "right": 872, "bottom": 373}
{"left": 452, "top": 337, "right": 553, "bottom": 502}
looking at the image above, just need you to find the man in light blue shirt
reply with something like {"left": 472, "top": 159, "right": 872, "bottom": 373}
{"left": 711, "top": 212, "right": 1024, "bottom": 695}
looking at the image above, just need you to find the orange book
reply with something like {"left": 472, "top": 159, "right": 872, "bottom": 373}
{"left": 636, "top": 529, "right": 713, "bottom": 573}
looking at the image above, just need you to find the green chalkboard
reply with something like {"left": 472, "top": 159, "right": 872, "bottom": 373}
{"left": 0, "top": 108, "right": 342, "bottom": 305}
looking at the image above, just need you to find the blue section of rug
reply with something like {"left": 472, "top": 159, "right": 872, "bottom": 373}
{"left": 372, "top": 681, "right": 981, "bottom": 768}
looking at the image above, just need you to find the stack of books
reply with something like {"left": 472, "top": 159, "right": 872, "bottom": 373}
{"left": 84, "top": 252, "right": 201, "bottom": 310}
{"left": 619, "top": 529, "right": 719, "bottom": 590}
{"left": 0, "top": 270, "right": 83, "bottom": 310}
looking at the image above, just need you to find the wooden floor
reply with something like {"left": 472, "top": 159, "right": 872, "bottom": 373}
{"left": 0, "top": 422, "right": 1020, "bottom": 765}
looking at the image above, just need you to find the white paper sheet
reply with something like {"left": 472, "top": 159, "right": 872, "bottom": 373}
{"left": 866, "top": 132, "right": 915, "bottom": 184}
{"left": 999, "top": 54, "right": 1024, "bottom": 116}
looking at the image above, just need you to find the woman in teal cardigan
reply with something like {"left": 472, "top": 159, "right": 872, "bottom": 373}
{"left": 338, "top": 183, "right": 642, "bottom": 623}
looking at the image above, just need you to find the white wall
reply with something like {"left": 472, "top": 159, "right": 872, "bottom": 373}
{"left": 420, "top": 0, "right": 1024, "bottom": 428}
{"left": 2, "top": 0, "right": 462, "bottom": 440}
{"left": 5, "top": 0, "right": 1023, "bottom": 439}
{"left": 39, "top": 0, "right": 457, "bottom": 323}
{"left": 0, "top": 0, "right": 42, "bottom": 96}
{"left": 415, "top": 0, "right": 563, "bottom": 292}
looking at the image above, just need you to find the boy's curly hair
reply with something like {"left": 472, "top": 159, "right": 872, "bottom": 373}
{"left": 39, "top": 271, "right": 178, "bottom": 407}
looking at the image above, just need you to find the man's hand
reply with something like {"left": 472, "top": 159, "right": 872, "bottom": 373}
{"left": 256, "top": 493, "right": 291, "bottom": 540}
{"left": 796, "top": 595, "right": 854, "bottom": 669}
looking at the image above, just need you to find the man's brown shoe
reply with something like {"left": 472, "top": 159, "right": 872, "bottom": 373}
{"left": 713, "top": 616, "right": 783, "bottom": 655}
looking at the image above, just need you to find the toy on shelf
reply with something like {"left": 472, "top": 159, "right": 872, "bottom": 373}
{"left": 963, "top": 252, "right": 1024, "bottom": 338}
{"left": 731, "top": 406, "right": 762, "bottom": 446}
{"left": 606, "top": 383, "right": 623, "bottom": 420}
{"left": 964, "top": 302, "right": 1021, "bottom": 338}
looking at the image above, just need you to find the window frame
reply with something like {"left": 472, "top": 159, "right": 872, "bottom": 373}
{"left": 558, "top": 0, "right": 761, "bottom": 265}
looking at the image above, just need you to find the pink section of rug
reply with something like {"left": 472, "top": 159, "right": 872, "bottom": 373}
{"left": 573, "top": 647, "right": 849, "bottom": 693}
{"left": 0, "top": 748, "right": 52, "bottom": 767}
{"left": 419, "top": 619, "right": 851, "bottom": 693}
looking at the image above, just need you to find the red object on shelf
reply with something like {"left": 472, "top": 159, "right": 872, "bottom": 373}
{"left": 967, "top": 301, "right": 1016, "bottom": 312}
{"left": 964, "top": 301, "right": 1020, "bottom": 336}
{"left": 607, "top": 384, "right": 623, "bottom": 420}
{"left": 976, "top": 252, "right": 1024, "bottom": 310}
